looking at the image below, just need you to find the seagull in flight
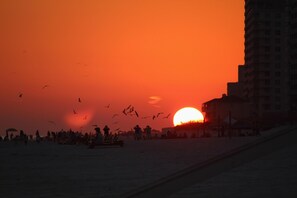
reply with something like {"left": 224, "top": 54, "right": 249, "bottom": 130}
{"left": 163, "top": 113, "right": 171, "bottom": 119}
{"left": 42, "top": 85, "right": 49, "bottom": 89}
{"left": 135, "top": 111, "right": 139, "bottom": 117}
{"left": 157, "top": 112, "right": 164, "bottom": 117}
{"left": 105, "top": 104, "right": 110, "bottom": 108}
{"left": 112, "top": 114, "right": 119, "bottom": 118}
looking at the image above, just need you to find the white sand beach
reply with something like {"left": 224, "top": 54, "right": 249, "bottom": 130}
{"left": 1, "top": 126, "right": 296, "bottom": 198}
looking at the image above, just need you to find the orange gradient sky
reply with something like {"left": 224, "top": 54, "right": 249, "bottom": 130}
{"left": 0, "top": 0, "right": 244, "bottom": 135}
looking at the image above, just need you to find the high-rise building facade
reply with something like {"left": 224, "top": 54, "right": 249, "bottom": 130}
{"left": 227, "top": 0, "right": 297, "bottom": 124}
{"left": 289, "top": 0, "right": 297, "bottom": 120}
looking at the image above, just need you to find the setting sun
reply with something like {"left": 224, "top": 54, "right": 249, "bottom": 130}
{"left": 173, "top": 107, "right": 204, "bottom": 126}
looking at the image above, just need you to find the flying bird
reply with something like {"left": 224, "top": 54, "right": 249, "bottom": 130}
{"left": 105, "top": 104, "right": 110, "bottom": 108}
{"left": 18, "top": 93, "right": 23, "bottom": 98}
{"left": 135, "top": 111, "right": 139, "bottom": 117}
{"left": 78, "top": 98, "right": 82, "bottom": 103}
{"left": 42, "top": 85, "right": 49, "bottom": 89}
{"left": 152, "top": 115, "right": 156, "bottom": 120}
{"left": 112, "top": 114, "right": 119, "bottom": 118}
{"left": 73, "top": 109, "right": 78, "bottom": 114}
{"left": 163, "top": 113, "right": 171, "bottom": 119}
{"left": 122, "top": 109, "right": 127, "bottom": 115}
{"left": 157, "top": 112, "right": 164, "bottom": 117}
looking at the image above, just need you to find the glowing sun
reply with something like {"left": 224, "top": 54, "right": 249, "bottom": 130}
{"left": 173, "top": 107, "right": 204, "bottom": 126}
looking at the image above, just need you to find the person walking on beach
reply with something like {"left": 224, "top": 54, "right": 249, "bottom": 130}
{"left": 134, "top": 125, "right": 141, "bottom": 140}
{"left": 36, "top": 130, "right": 41, "bottom": 143}
{"left": 103, "top": 125, "right": 110, "bottom": 137}
{"left": 144, "top": 125, "right": 152, "bottom": 140}
{"left": 94, "top": 127, "right": 103, "bottom": 144}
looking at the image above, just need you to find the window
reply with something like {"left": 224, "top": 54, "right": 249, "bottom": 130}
{"left": 265, "top": 30, "right": 270, "bottom": 35}
{"left": 263, "top": 104, "right": 271, "bottom": 110}
{"left": 264, "top": 79, "right": 270, "bottom": 85}
{"left": 264, "top": 71, "right": 270, "bottom": 76}
{"left": 264, "top": 46, "right": 270, "bottom": 52}
{"left": 275, "top": 104, "right": 281, "bottom": 110}
{"left": 275, "top": 88, "right": 281, "bottom": 93}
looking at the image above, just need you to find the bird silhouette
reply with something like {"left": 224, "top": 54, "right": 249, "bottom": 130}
{"left": 126, "top": 105, "right": 132, "bottom": 110}
{"left": 163, "top": 113, "right": 171, "bottom": 119}
{"left": 112, "top": 114, "right": 119, "bottom": 118}
{"left": 122, "top": 109, "right": 127, "bottom": 115}
{"left": 78, "top": 98, "right": 82, "bottom": 103}
{"left": 42, "top": 85, "right": 49, "bottom": 89}
{"left": 152, "top": 115, "right": 156, "bottom": 120}
{"left": 105, "top": 104, "right": 110, "bottom": 108}
{"left": 73, "top": 109, "right": 77, "bottom": 114}
{"left": 18, "top": 93, "right": 23, "bottom": 98}
{"left": 157, "top": 112, "right": 164, "bottom": 117}
{"left": 135, "top": 111, "right": 139, "bottom": 117}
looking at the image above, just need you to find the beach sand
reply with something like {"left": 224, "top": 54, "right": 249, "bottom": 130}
{"left": 0, "top": 126, "right": 295, "bottom": 198}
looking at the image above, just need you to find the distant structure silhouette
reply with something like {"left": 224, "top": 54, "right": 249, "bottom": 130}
{"left": 203, "top": 0, "right": 297, "bottom": 128}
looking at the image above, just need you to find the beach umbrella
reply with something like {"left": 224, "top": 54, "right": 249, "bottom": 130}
{"left": 6, "top": 128, "right": 18, "bottom": 132}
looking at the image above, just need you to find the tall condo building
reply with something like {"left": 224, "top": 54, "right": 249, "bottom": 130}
{"left": 289, "top": 0, "right": 297, "bottom": 120}
{"left": 227, "top": 0, "right": 297, "bottom": 123}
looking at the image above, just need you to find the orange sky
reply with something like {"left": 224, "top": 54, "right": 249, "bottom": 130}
{"left": 0, "top": 0, "right": 244, "bottom": 135}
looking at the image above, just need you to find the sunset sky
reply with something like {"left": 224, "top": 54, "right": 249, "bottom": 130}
{"left": 0, "top": 0, "right": 244, "bottom": 135}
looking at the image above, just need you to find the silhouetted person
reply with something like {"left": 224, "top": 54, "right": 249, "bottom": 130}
{"left": 134, "top": 125, "right": 141, "bottom": 140}
{"left": 4, "top": 134, "right": 9, "bottom": 141}
{"left": 103, "top": 125, "right": 110, "bottom": 137}
{"left": 94, "top": 127, "right": 103, "bottom": 144}
{"left": 10, "top": 133, "right": 14, "bottom": 140}
{"left": 144, "top": 125, "right": 152, "bottom": 140}
{"left": 166, "top": 130, "right": 172, "bottom": 138}
{"left": 36, "top": 130, "right": 41, "bottom": 143}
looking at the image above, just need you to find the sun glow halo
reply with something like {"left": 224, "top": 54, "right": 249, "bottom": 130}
{"left": 173, "top": 107, "right": 204, "bottom": 126}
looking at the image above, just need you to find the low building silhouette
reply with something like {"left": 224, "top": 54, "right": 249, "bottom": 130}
{"left": 202, "top": 94, "right": 251, "bottom": 127}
